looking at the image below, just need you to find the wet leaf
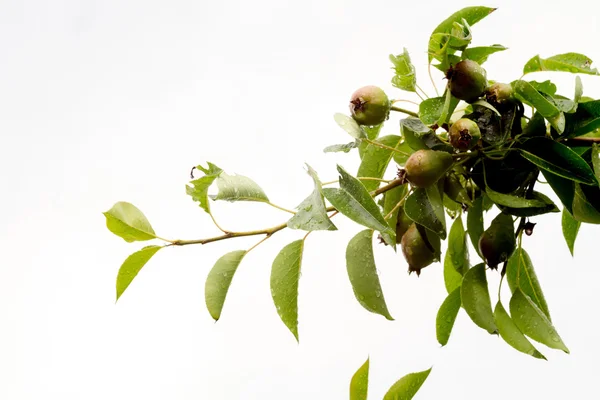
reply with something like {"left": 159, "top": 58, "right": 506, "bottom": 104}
{"left": 529, "top": 80, "right": 557, "bottom": 96}
{"left": 346, "top": 230, "right": 394, "bottom": 320}
{"left": 383, "top": 368, "right": 432, "bottom": 400}
{"left": 561, "top": 208, "right": 580, "bottom": 256}
{"left": 462, "top": 44, "right": 507, "bottom": 65}
{"left": 334, "top": 113, "right": 366, "bottom": 139}
{"left": 446, "top": 216, "right": 469, "bottom": 275}
{"left": 543, "top": 170, "right": 575, "bottom": 214}
{"left": 436, "top": 287, "right": 461, "bottom": 346}
{"left": 485, "top": 187, "right": 546, "bottom": 209}
{"left": 404, "top": 187, "right": 447, "bottom": 239}
{"left": 499, "top": 191, "right": 559, "bottom": 217}
{"left": 512, "top": 80, "right": 565, "bottom": 133}
{"left": 116, "top": 245, "right": 162, "bottom": 301}
{"left": 358, "top": 135, "right": 403, "bottom": 191}
{"left": 392, "top": 141, "right": 415, "bottom": 166}
{"left": 519, "top": 137, "right": 598, "bottom": 185}
{"left": 494, "top": 301, "right": 546, "bottom": 360}
{"left": 461, "top": 263, "right": 497, "bottom": 334}
{"left": 467, "top": 196, "right": 485, "bottom": 259}
{"left": 205, "top": 250, "right": 246, "bottom": 321}
{"left": 213, "top": 172, "right": 269, "bottom": 203}
{"left": 390, "top": 49, "right": 416, "bottom": 92}
{"left": 323, "top": 165, "right": 396, "bottom": 245}
{"left": 572, "top": 183, "right": 600, "bottom": 224}
{"left": 104, "top": 202, "right": 157, "bottom": 243}
{"left": 383, "top": 185, "right": 409, "bottom": 231}
{"left": 270, "top": 240, "right": 305, "bottom": 342}
{"left": 523, "top": 53, "right": 599, "bottom": 76}
{"left": 287, "top": 164, "right": 337, "bottom": 231}
{"left": 323, "top": 141, "right": 359, "bottom": 153}
{"left": 506, "top": 247, "right": 550, "bottom": 320}
{"left": 509, "top": 289, "right": 569, "bottom": 353}
{"left": 349, "top": 358, "right": 369, "bottom": 400}
{"left": 419, "top": 97, "right": 446, "bottom": 125}
{"left": 186, "top": 162, "right": 224, "bottom": 213}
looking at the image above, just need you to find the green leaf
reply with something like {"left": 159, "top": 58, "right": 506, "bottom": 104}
{"left": 506, "top": 247, "right": 550, "bottom": 320}
{"left": 390, "top": 49, "right": 416, "bottom": 92}
{"left": 461, "top": 263, "right": 497, "bottom": 334}
{"left": 462, "top": 44, "right": 507, "bottom": 64}
{"left": 419, "top": 97, "right": 445, "bottom": 125}
{"left": 334, "top": 113, "right": 366, "bottom": 139}
{"left": 323, "top": 165, "right": 396, "bottom": 246}
{"left": 572, "top": 183, "right": 600, "bottom": 224}
{"left": 359, "top": 124, "right": 383, "bottom": 159}
{"left": 592, "top": 144, "right": 600, "bottom": 181}
{"left": 383, "top": 368, "right": 432, "bottom": 400}
{"left": 574, "top": 76, "right": 584, "bottom": 104}
{"left": 287, "top": 165, "right": 336, "bottom": 231}
{"left": 346, "top": 230, "right": 394, "bottom": 320}
{"left": 509, "top": 289, "right": 569, "bottom": 353}
{"left": 205, "top": 250, "right": 246, "bottom": 321}
{"left": 104, "top": 202, "right": 157, "bottom": 243}
{"left": 186, "top": 162, "right": 224, "bottom": 213}
{"left": 392, "top": 141, "right": 415, "bottom": 166}
{"left": 358, "top": 135, "right": 403, "bottom": 192}
{"left": 528, "top": 80, "right": 557, "bottom": 96}
{"left": 467, "top": 196, "right": 485, "bottom": 259}
{"left": 444, "top": 251, "right": 464, "bottom": 294}
{"left": 523, "top": 53, "right": 599, "bottom": 76}
{"left": 323, "top": 141, "right": 359, "bottom": 153}
{"left": 472, "top": 99, "right": 501, "bottom": 117}
{"left": 437, "top": 89, "right": 460, "bottom": 125}
{"left": 428, "top": 6, "right": 496, "bottom": 63}
{"left": 383, "top": 185, "right": 409, "bottom": 231}
{"left": 404, "top": 186, "right": 447, "bottom": 239}
{"left": 350, "top": 358, "right": 369, "bottom": 400}
{"left": 400, "top": 117, "right": 452, "bottom": 152}
{"left": 512, "top": 80, "right": 565, "bottom": 133}
{"left": 494, "top": 301, "right": 546, "bottom": 360}
{"left": 561, "top": 208, "right": 580, "bottom": 256}
{"left": 270, "top": 240, "right": 304, "bottom": 342}
{"left": 499, "top": 191, "right": 559, "bottom": 217}
{"left": 212, "top": 171, "right": 269, "bottom": 203}
{"left": 543, "top": 170, "right": 575, "bottom": 213}
{"left": 519, "top": 137, "right": 598, "bottom": 185}
{"left": 436, "top": 287, "right": 462, "bottom": 346}
{"left": 116, "top": 245, "right": 162, "bottom": 301}
{"left": 485, "top": 187, "right": 546, "bottom": 209}
{"left": 446, "top": 217, "right": 469, "bottom": 275}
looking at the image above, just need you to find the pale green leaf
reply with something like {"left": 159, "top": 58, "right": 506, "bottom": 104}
{"left": 357, "top": 135, "right": 403, "bottom": 192}
{"left": 287, "top": 165, "right": 337, "bottom": 231}
{"left": 383, "top": 368, "right": 432, "bottom": 400}
{"left": 512, "top": 80, "right": 565, "bottom": 133}
{"left": 461, "top": 263, "right": 497, "bottom": 334}
{"left": 390, "top": 49, "right": 417, "bottom": 92}
{"left": 462, "top": 44, "right": 507, "bottom": 64}
{"left": 523, "top": 53, "right": 599, "bottom": 76}
{"left": 334, "top": 113, "right": 366, "bottom": 139}
{"left": 324, "top": 141, "right": 359, "bottom": 153}
{"left": 205, "top": 250, "right": 246, "bottom": 321}
{"left": 186, "top": 162, "right": 223, "bottom": 213}
{"left": 116, "top": 245, "right": 162, "bottom": 301}
{"left": 350, "top": 358, "right": 369, "bottom": 400}
{"left": 104, "top": 202, "right": 157, "bottom": 243}
{"left": 213, "top": 171, "right": 269, "bottom": 203}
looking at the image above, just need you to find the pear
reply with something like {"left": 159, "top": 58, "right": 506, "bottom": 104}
{"left": 405, "top": 149, "right": 454, "bottom": 188}
{"left": 449, "top": 118, "right": 481, "bottom": 151}
{"left": 478, "top": 212, "right": 516, "bottom": 270}
{"left": 401, "top": 223, "right": 437, "bottom": 276}
{"left": 447, "top": 60, "right": 488, "bottom": 103}
{"left": 349, "top": 85, "right": 390, "bottom": 126}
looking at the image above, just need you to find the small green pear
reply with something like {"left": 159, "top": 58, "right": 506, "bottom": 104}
{"left": 447, "top": 60, "right": 488, "bottom": 103}
{"left": 349, "top": 85, "right": 390, "bottom": 126}
{"left": 478, "top": 212, "right": 516, "bottom": 270}
{"left": 401, "top": 223, "right": 436, "bottom": 276}
{"left": 405, "top": 149, "right": 454, "bottom": 188}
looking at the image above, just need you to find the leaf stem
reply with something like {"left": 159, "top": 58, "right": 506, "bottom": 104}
{"left": 209, "top": 211, "right": 230, "bottom": 234}
{"left": 415, "top": 84, "right": 430, "bottom": 99}
{"left": 266, "top": 201, "right": 296, "bottom": 214}
{"left": 389, "top": 106, "right": 419, "bottom": 118}
{"left": 363, "top": 138, "right": 412, "bottom": 157}
{"left": 428, "top": 64, "right": 440, "bottom": 97}
{"left": 245, "top": 234, "right": 272, "bottom": 254}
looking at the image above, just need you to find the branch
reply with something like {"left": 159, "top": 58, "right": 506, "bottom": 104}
{"left": 167, "top": 176, "right": 407, "bottom": 248}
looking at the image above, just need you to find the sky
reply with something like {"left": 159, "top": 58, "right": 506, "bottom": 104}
{"left": 1, "top": 0, "right": 600, "bottom": 398}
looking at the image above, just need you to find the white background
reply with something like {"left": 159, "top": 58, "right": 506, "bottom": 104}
{"left": 1, "top": 0, "right": 600, "bottom": 398}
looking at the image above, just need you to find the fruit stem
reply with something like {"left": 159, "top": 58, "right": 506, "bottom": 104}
{"left": 389, "top": 106, "right": 419, "bottom": 118}
{"left": 428, "top": 63, "right": 440, "bottom": 96}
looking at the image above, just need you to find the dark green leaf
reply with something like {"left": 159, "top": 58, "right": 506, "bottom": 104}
{"left": 561, "top": 208, "right": 580, "bottom": 256}
{"left": 383, "top": 368, "right": 432, "bottom": 400}
{"left": 446, "top": 217, "right": 469, "bottom": 275}
{"left": 401, "top": 117, "right": 453, "bottom": 152}
{"left": 346, "top": 230, "right": 394, "bottom": 320}
{"left": 486, "top": 187, "right": 546, "bottom": 208}
{"left": 542, "top": 170, "right": 574, "bottom": 213}
{"left": 572, "top": 183, "right": 600, "bottom": 224}
{"left": 390, "top": 49, "right": 417, "bottom": 92}
{"left": 404, "top": 187, "right": 447, "bottom": 239}
{"left": 506, "top": 247, "right": 550, "bottom": 320}
{"left": 592, "top": 143, "right": 600, "bottom": 181}
{"left": 523, "top": 53, "right": 599, "bottom": 76}
{"left": 522, "top": 112, "right": 547, "bottom": 138}
{"left": 358, "top": 135, "right": 403, "bottom": 191}
{"left": 334, "top": 113, "right": 366, "bottom": 139}
{"left": 104, "top": 202, "right": 157, "bottom": 243}
{"left": 270, "top": 240, "right": 304, "bottom": 342}
{"left": 205, "top": 250, "right": 246, "bottom": 321}
{"left": 350, "top": 358, "right": 369, "bottom": 400}
{"left": 494, "top": 301, "right": 546, "bottom": 360}
{"left": 428, "top": 6, "right": 496, "bottom": 63}
{"left": 519, "top": 137, "right": 598, "bottom": 185}
{"left": 116, "top": 245, "right": 162, "bottom": 301}
{"left": 462, "top": 44, "right": 507, "bottom": 64}
{"left": 383, "top": 185, "right": 409, "bottom": 231}
{"left": 461, "top": 263, "right": 497, "bottom": 334}
{"left": 323, "top": 165, "right": 396, "bottom": 245}
{"left": 213, "top": 172, "right": 269, "bottom": 202}
{"left": 323, "top": 141, "right": 359, "bottom": 153}
{"left": 186, "top": 162, "right": 224, "bottom": 213}
{"left": 467, "top": 196, "right": 485, "bottom": 259}
{"left": 499, "top": 191, "right": 559, "bottom": 217}
{"left": 287, "top": 164, "right": 336, "bottom": 231}
{"left": 436, "top": 287, "right": 462, "bottom": 346}
{"left": 509, "top": 289, "right": 569, "bottom": 353}
{"left": 512, "top": 80, "right": 565, "bottom": 133}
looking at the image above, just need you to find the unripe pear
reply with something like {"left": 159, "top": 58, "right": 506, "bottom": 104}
{"left": 405, "top": 149, "right": 454, "bottom": 188}
{"left": 401, "top": 223, "right": 436, "bottom": 276}
{"left": 349, "top": 85, "right": 391, "bottom": 126}
{"left": 478, "top": 212, "right": 516, "bottom": 270}
{"left": 449, "top": 118, "right": 481, "bottom": 151}
{"left": 485, "top": 82, "right": 514, "bottom": 105}
{"left": 447, "top": 60, "right": 488, "bottom": 102}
